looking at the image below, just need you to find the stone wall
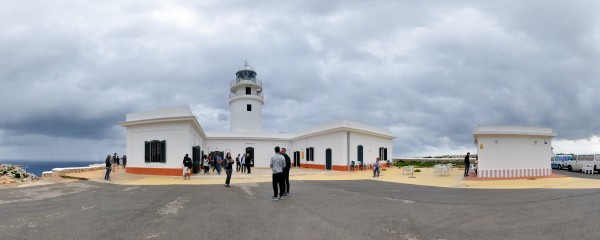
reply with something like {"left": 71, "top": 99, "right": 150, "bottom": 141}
{"left": 42, "top": 164, "right": 106, "bottom": 178}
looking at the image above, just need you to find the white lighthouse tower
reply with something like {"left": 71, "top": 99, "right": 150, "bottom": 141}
{"left": 229, "top": 62, "right": 264, "bottom": 132}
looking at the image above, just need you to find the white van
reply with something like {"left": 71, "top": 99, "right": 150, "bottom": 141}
{"left": 567, "top": 154, "right": 598, "bottom": 173}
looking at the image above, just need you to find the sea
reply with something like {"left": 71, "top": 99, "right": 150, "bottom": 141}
{"left": 0, "top": 160, "right": 103, "bottom": 177}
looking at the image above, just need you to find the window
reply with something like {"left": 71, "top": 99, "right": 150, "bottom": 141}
{"left": 247, "top": 104, "right": 252, "bottom": 111}
{"left": 246, "top": 87, "right": 251, "bottom": 95}
{"left": 305, "top": 147, "right": 315, "bottom": 161}
{"left": 145, "top": 140, "right": 166, "bottom": 163}
{"left": 379, "top": 147, "right": 388, "bottom": 160}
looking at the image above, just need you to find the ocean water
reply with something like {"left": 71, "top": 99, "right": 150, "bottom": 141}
{"left": 0, "top": 160, "right": 103, "bottom": 177}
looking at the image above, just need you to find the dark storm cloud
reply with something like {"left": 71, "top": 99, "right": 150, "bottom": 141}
{"left": 1, "top": 0, "right": 600, "bottom": 159}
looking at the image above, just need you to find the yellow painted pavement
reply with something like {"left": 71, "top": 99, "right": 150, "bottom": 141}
{"left": 59, "top": 166, "right": 600, "bottom": 189}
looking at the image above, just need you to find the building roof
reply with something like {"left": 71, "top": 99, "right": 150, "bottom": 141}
{"left": 473, "top": 125, "right": 556, "bottom": 139}
{"left": 291, "top": 120, "right": 394, "bottom": 140}
{"left": 119, "top": 107, "right": 207, "bottom": 138}
{"left": 124, "top": 107, "right": 193, "bottom": 122}
{"left": 120, "top": 107, "right": 394, "bottom": 141}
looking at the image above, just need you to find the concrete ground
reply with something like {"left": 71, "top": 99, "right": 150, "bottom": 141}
{"left": 2, "top": 167, "right": 600, "bottom": 239}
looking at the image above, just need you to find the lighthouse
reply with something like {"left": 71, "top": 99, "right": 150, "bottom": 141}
{"left": 229, "top": 62, "right": 264, "bottom": 132}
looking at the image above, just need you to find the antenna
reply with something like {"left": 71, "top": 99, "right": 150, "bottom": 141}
{"left": 244, "top": 59, "right": 248, "bottom": 66}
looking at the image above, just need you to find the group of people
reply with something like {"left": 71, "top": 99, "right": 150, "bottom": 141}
{"left": 235, "top": 154, "right": 253, "bottom": 174}
{"left": 105, "top": 153, "right": 127, "bottom": 181}
{"left": 182, "top": 152, "right": 254, "bottom": 186}
{"left": 180, "top": 146, "right": 294, "bottom": 199}
{"left": 270, "top": 147, "right": 291, "bottom": 201}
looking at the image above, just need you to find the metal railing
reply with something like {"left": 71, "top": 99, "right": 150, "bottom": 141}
{"left": 229, "top": 92, "right": 264, "bottom": 98}
{"left": 230, "top": 79, "right": 263, "bottom": 87}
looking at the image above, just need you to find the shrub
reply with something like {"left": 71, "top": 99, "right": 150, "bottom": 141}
{"left": 414, "top": 169, "right": 421, "bottom": 172}
{"left": 14, "top": 173, "right": 21, "bottom": 178}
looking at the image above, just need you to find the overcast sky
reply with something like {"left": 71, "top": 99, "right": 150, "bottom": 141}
{"left": 1, "top": 1, "right": 600, "bottom": 161}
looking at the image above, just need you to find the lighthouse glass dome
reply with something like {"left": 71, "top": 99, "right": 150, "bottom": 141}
{"left": 236, "top": 69, "right": 256, "bottom": 80}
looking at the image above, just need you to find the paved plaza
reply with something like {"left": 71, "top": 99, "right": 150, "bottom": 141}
{"left": 1, "top": 168, "right": 600, "bottom": 239}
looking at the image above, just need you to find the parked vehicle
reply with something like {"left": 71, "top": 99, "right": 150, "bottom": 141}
{"left": 552, "top": 155, "right": 572, "bottom": 170}
{"left": 566, "top": 154, "right": 597, "bottom": 172}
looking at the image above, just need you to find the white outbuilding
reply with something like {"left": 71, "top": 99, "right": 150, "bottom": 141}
{"left": 119, "top": 63, "right": 394, "bottom": 176}
{"left": 473, "top": 125, "right": 556, "bottom": 178}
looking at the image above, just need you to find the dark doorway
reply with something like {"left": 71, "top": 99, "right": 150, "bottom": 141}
{"left": 192, "top": 146, "right": 201, "bottom": 174}
{"left": 325, "top": 148, "right": 332, "bottom": 170}
{"left": 357, "top": 145, "right": 363, "bottom": 164}
{"left": 245, "top": 147, "right": 254, "bottom": 167}
{"left": 293, "top": 151, "right": 301, "bottom": 167}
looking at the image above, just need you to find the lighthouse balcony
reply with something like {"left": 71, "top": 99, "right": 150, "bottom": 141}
{"left": 229, "top": 91, "right": 264, "bottom": 98}
{"left": 230, "top": 79, "right": 262, "bottom": 87}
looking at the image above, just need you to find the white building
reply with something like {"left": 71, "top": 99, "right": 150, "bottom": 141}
{"left": 473, "top": 125, "right": 556, "bottom": 178}
{"left": 120, "top": 63, "right": 394, "bottom": 176}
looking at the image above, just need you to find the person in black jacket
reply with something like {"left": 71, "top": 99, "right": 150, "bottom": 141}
{"left": 464, "top": 152, "right": 471, "bottom": 177}
{"left": 225, "top": 152, "right": 234, "bottom": 187}
{"left": 281, "top": 148, "right": 292, "bottom": 196}
{"left": 104, "top": 154, "right": 112, "bottom": 180}
{"left": 183, "top": 154, "right": 192, "bottom": 180}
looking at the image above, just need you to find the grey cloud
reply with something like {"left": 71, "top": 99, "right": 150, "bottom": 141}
{"left": 2, "top": 1, "right": 600, "bottom": 159}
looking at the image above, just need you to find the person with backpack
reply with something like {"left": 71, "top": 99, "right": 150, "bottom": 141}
{"left": 182, "top": 154, "right": 192, "bottom": 180}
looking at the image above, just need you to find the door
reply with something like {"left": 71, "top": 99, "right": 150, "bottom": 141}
{"left": 325, "top": 148, "right": 332, "bottom": 170}
{"left": 357, "top": 145, "right": 363, "bottom": 164}
{"left": 294, "top": 151, "right": 301, "bottom": 167}
{"left": 293, "top": 151, "right": 298, "bottom": 167}
{"left": 192, "top": 146, "right": 201, "bottom": 174}
{"left": 245, "top": 147, "right": 255, "bottom": 167}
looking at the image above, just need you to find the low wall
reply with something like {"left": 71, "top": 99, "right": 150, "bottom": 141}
{"left": 392, "top": 157, "right": 468, "bottom": 163}
{"left": 42, "top": 164, "right": 106, "bottom": 178}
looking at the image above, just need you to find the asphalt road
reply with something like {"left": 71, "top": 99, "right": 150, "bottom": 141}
{"left": 1, "top": 179, "right": 600, "bottom": 240}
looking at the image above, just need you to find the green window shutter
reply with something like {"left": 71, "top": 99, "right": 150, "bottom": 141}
{"left": 160, "top": 140, "right": 166, "bottom": 163}
{"left": 145, "top": 141, "right": 150, "bottom": 162}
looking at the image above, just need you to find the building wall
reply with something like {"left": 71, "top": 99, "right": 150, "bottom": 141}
{"left": 290, "top": 131, "right": 346, "bottom": 170}
{"left": 125, "top": 121, "right": 204, "bottom": 176}
{"left": 229, "top": 96, "right": 263, "bottom": 132}
{"left": 349, "top": 131, "right": 393, "bottom": 164}
{"left": 477, "top": 135, "right": 553, "bottom": 178}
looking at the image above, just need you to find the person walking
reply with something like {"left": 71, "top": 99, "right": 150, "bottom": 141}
{"left": 241, "top": 154, "right": 246, "bottom": 174}
{"left": 183, "top": 154, "right": 192, "bottom": 180}
{"left": 112, "top": 153, "right": 118, "bottom": 172}
{"left": 215, "top": 155, "right": 223, "bottom": 175}
{"left": 235, "top": 154, "right": 241, "bottom": 172}
{"left": 211, "top": 155, "right": 217, "bottom": 173}
{"left": 373, "top": 157, "right": 380, "bottom": 177}
{"left": 464, "top": 152, "right": 471, "bottom": 177}
{"left": 104, "top": 154, "right": 112, "bottom": 180}
{"left": 203, "top": 155, "right": 210, "bottom": 175}
{"left": 225, "top": 152, "right": 234, "bottom": 187}
{"left": 281, "top": 148, "right": 291, "bottom": 196}
{"left": 122, "top": 155, "right": 127, "bottom": 169}
{"left": 270, "top": 146, "right": 286, "bottom": 201}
